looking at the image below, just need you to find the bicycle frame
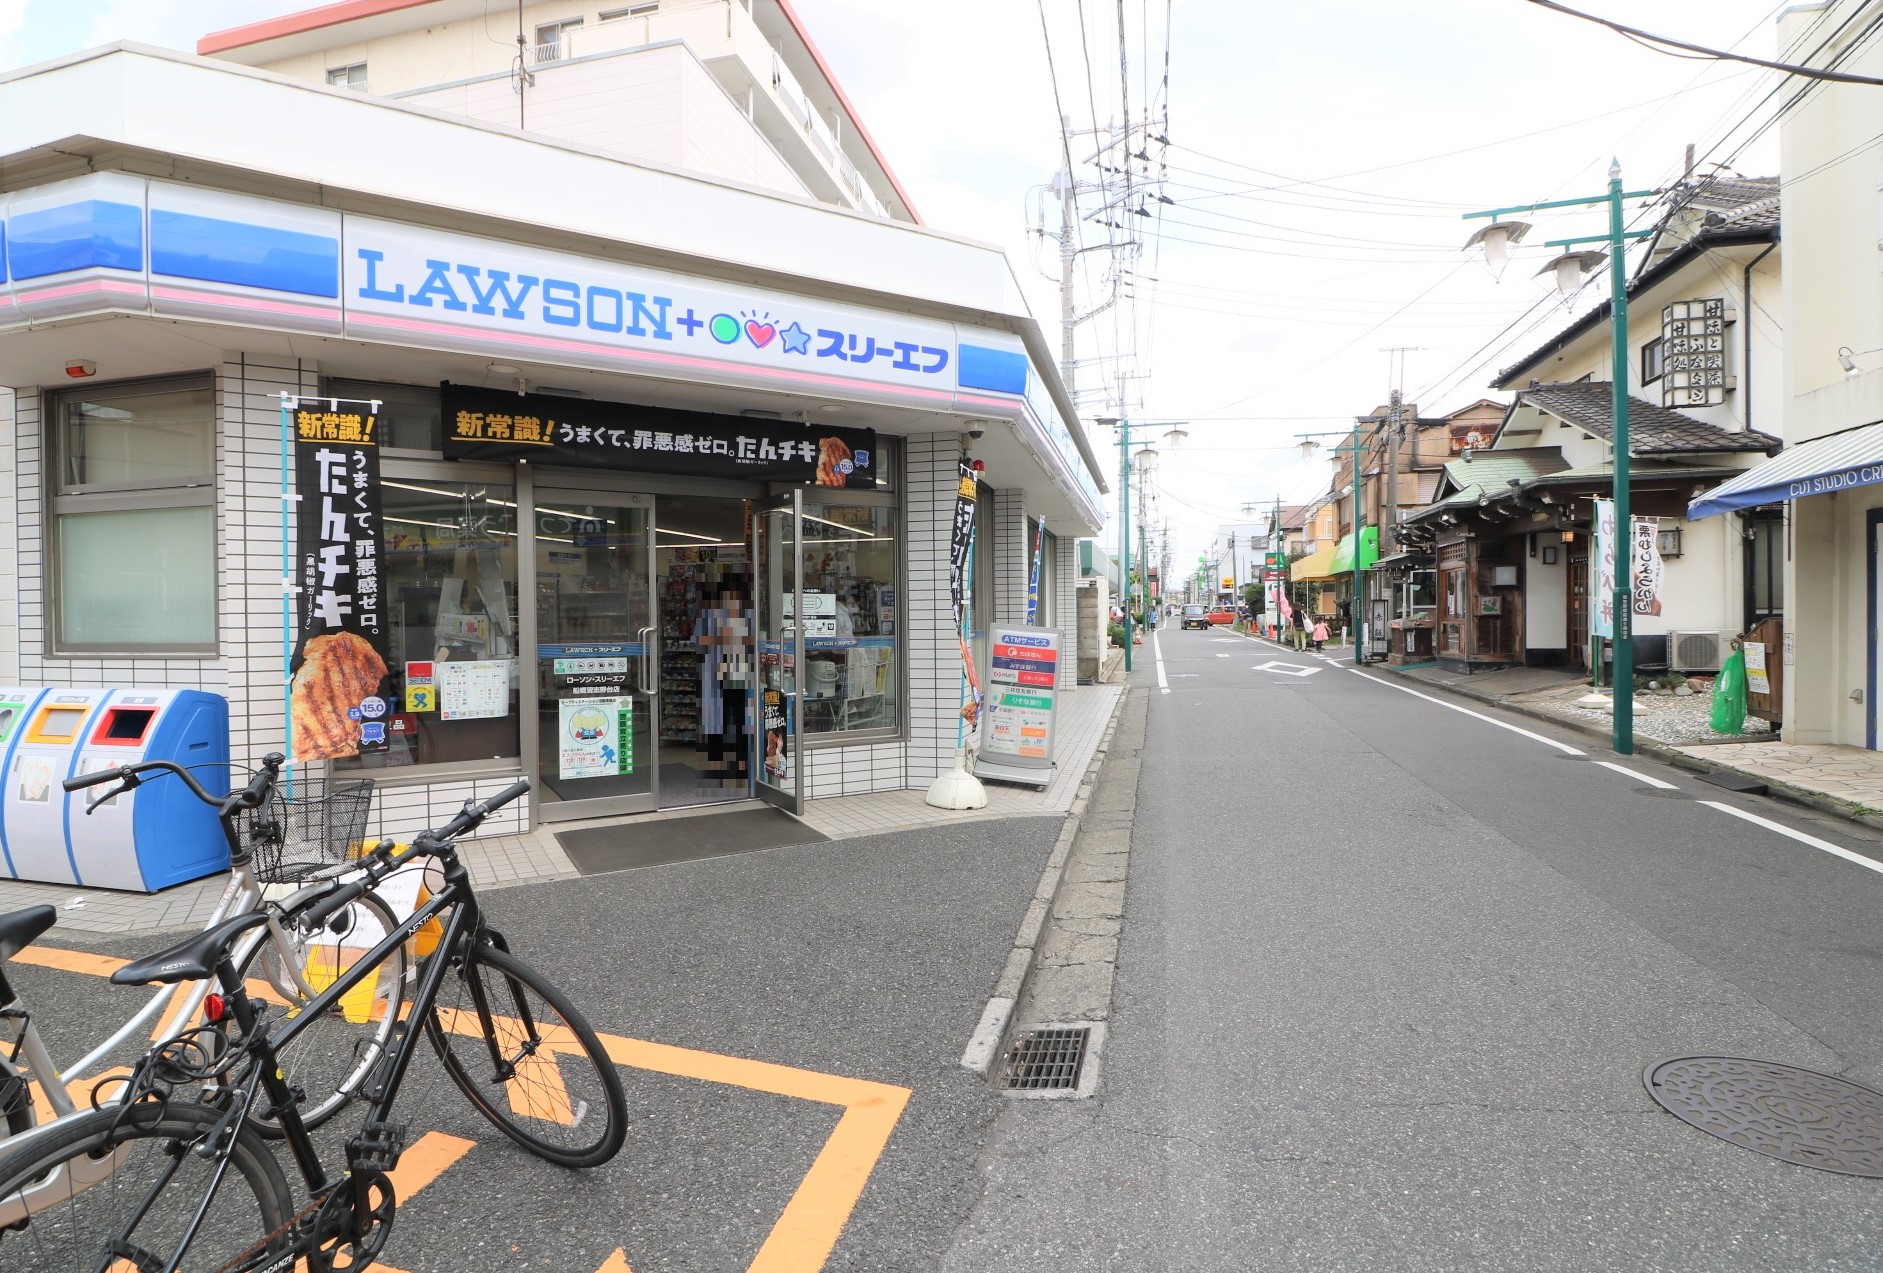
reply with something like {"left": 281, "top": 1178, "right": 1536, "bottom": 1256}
{"left": 0, "top": 865, "right": 349, "bottom": 1151}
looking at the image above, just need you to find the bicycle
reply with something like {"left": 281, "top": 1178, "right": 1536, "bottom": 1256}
{"left": 0, "top": 753, "right": 405, "bottom": 1151}
{"left": 0, "top": 778, "right": 627, "bottom": 1272}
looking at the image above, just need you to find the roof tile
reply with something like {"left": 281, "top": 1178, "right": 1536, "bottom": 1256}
{"left": 1517, "top": 382, "right": 1779, "bottom": 454}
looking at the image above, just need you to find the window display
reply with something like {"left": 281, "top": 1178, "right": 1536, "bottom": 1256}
{"left": 335, "top": 477, "right": 519, "bottom": 770}
{"left": 799, "top": 502, "right": 898, "bottom": 737}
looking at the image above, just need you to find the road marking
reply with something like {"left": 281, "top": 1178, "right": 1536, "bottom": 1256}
{"left": 1253, "top": 661, "right": 1319, "bottom": 677}
{"left": 1348, "top": 668, "right": 1585, "bottom": 756}
{"left": 1594, "top": 761, "right": 1678, "bottom": 789}
{"left": 1215, "top": 653, "right": 1230, "bottom": 658}
{"left": 1153, "top": 632, "right": 1169, "bottom": 693}
{"left": 598, "top": 1252, "right": 635, "bottom": 1273}
{"left": 1699, "top": 801, "right": 1883, "bottom": 877}
{"left": 32, "top": 946, "right": 912, "bottom": 1273}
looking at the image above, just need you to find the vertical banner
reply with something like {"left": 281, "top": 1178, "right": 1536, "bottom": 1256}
{"left": 761, "top": 687, "right": 792, "bottom": 784}
{"left": 1026, "top": 518, "right": 1047, "bottom": 626}
{"left": 290, "top": 407, "right": 389, "bottom": 761}
{"left": 1630, "top": 516, "right": 1664, "bottom": 617}
{"left": 975, "top": 626, "right": 1061, "bottom": 788}
{"left": 1591, "top": 498, "right": 1617, "bottom": 640}
{"left": 949, "top": 460, "right": 983, "bottom": 732}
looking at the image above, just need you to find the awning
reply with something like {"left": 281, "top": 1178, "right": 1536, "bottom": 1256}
{"left": 1290, "top": 545, "right": 1339, "bottom": 581}
{"left": 1330, "top": 526, "right": 1381, "bottom": 574}
{"left": 1689, "top": 420, "right": 1883, "bottom": 518}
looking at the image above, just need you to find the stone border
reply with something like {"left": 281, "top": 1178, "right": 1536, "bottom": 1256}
{"left": 959, "top": 685, "right": 1132, "bottom": 1075}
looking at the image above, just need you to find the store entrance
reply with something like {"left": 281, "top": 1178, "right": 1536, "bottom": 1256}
{"left": 649, "top": 494, "right": 754, "bottom": 806}
{"left": 532, "top": 488, "right": 753, "bottom": 820}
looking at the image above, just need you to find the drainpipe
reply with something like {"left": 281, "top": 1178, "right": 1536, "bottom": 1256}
{"left": 1740, "top": 239, "right": 1778, "bottom": 439}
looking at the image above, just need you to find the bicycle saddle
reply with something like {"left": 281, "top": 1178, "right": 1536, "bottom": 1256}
{"left": 112, "top": 911, "right": 271, "bottom": 986}
{"left": 0, "top": 906, "right": 54, "bottom": 963}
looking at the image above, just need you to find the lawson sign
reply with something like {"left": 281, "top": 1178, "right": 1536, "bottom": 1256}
{"left": 0, "top": 173, "right": 1101, "bottom": 523}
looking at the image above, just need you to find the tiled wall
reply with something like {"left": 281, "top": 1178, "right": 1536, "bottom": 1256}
{"left": 2, "top": 366, "right": 1080, "bottom": 822}
{"left": 1054, "top": 533, "right": 1079, "bottom": 690}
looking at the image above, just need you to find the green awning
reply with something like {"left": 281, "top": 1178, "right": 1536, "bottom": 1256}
{"left": 1330, "top": 526, "right": 1379, "bottom": 574}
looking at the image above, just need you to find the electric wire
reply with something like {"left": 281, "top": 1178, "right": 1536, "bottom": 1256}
{"left": 1525, "top": 0, "right": 1883, "bottom": 86}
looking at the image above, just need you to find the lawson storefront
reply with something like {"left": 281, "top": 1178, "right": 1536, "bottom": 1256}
{"left": 0, "top": 103, "right": 1104, "bottom": 840}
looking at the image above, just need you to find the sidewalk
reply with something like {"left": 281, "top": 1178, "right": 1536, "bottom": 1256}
{"left": 0, "top": 683, "right": 1126, "bottom": 935}
{"left": 1364, "top": 654, "right": 1883, "bottom": 832}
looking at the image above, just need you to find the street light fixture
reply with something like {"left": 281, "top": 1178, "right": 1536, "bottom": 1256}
{"left": 1465, "top": 159, "right": 1658, "bottom": 757}
{"left": 1537, "top": 249, "right": 1608, "bottom": 298}
{"left": 1463, "top": 219, "right": 1532, "bottom": 275}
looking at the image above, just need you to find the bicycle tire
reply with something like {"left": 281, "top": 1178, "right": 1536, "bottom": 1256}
{"left": 238, "top": 885, "right": 409, "bottom": 1138}
{"left": 0, "top": 1100, "right": 294, "bottom": 1273}
{"left": 424, "top": 942, "right": 627, "bottom": 1168}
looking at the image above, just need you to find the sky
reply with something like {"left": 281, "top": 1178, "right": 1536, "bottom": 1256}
{"left": 0, "top": 0, "right": 1811, "bottom": 570}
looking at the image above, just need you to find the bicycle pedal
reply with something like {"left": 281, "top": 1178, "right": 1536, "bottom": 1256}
{"left": 346, "top": 1120, "right": 407, "bottom": 1173}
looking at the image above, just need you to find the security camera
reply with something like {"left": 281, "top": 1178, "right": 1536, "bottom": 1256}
{"left": 966, "top": 421, "right": 987, "bottom": 441}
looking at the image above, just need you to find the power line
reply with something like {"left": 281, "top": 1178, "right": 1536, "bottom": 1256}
{"left": 1525, "top": 0, "right": 1883, "bottom": 86}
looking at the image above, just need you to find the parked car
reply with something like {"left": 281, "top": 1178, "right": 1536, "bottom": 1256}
{"left": 1207, "top": 607, "right": 1235, "bottom": 626}
{"left": 1181, "top": 604, "right": 1210, "bottom": 630}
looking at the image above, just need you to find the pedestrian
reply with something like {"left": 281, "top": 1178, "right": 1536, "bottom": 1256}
{"left": 1292, "top": 608, "right": 1308, "bottom": 651}
{"left": 1311, "top": 617, "right": 1329, "bottom": 651}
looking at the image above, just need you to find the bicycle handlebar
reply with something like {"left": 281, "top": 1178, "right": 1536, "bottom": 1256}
{"left": 61, "top": 753, "right": 286, "bottom": 820}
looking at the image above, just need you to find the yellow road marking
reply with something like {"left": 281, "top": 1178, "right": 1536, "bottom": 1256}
{"left": 597, "top": 1250, "right": 634, "bottom": 1273}
{"left": 26, "top": 945, "right": 912, "bottom": 1273}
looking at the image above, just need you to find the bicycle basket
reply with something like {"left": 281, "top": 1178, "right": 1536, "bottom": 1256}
{"left": 234, "top": 777, "right": 375, "bottom": 884}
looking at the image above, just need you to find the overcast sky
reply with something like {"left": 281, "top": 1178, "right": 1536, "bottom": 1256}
{"left": 0, "top": 0, "right": 1805, "bottom": 568}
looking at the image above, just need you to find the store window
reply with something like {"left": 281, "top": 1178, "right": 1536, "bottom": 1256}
{"left": 1642, "top": 336, "right": 1666, "bottom": 385}
{"left": 335, "top": 474, "right": 520, "bottom": 771}
{"left": 50, "top": 375, "right": 217, "bottom": 652}
{"left": 799, "top": 501, "right": 899, "bottom": 737}
{"left": 327, "top": 378, "right": 442, "bottom": 453}
{"left": 1034, "top": 524, "right": 1057, "bottom": 628}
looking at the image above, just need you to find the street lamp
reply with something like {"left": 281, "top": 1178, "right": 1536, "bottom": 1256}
{"left": 1465, "top": 160, "right": 1657, "bottom": 757}
{"left": 1299, "top": 425, "right": 1371, "bottom": 665}
{"left": 1095, "top": 418, "right": 1189, "bottom": 673}
{"left": 1463, "top": 219, "right": 1532, "bottom": 276}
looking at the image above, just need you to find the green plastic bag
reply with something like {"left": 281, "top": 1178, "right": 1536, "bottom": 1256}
{"left": 1711, "top": 648, "right": 1748, "bottom": 735}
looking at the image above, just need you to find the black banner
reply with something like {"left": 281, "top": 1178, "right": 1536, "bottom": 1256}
{"left": 441, "top": 384, "right": 878, "bottom": 489}
{"left": 949, "top": 458, "right": 978, "bottom": 620}
{"left": 290, "top": 406, "right": 390, "bottom": 761}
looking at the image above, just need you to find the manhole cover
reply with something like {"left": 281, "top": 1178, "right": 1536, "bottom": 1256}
{"left": 998, "top": 1026, "right": 1090, "bottom": 1092}
{"left": 1644, "top": 1056, "right": 1883, "bottom": 1177}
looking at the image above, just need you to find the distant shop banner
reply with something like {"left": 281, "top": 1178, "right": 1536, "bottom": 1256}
{"left": 441, "top": 384, "right": 878, "bottom": 488}
{"left": 290, "top": 406, "right": 390, "bottom": 761}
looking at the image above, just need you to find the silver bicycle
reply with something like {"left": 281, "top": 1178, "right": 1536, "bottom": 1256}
{"left": 0, "top": 753, "right": 408, "bottom": 1149}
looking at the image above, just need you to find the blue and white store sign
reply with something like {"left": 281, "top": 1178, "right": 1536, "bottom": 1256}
{"left": 0, "top": 173, "right": 1101, "bottom": 523}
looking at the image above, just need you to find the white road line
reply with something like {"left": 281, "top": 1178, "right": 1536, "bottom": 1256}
{"left": 1347, "top": 668, "right": 1586, "bottom": 756}
{"left": 1154, "top": 632, "right": 1169, "bottom": 693}
{"left": 1593, "top": 761, "right": 1678, "bottom": 790}
{"left": 1700, "top": 800, "right": 1883, "bottom": 878}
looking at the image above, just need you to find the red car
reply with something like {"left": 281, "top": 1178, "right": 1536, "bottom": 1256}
{"left": 1207, "top": 608, "right": 1235, "bottom": 626}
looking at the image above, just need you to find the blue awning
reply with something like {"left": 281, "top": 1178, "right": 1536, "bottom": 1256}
{"left": 1688, "top": 420, "right": 1883, "bottom": 519}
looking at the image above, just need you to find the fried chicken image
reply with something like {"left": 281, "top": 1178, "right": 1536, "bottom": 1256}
{"left": 291, "top": 631, "right": 388, "bottom": 760}
{"left": 815, "top": 436, "right": 853, "bottom": 487}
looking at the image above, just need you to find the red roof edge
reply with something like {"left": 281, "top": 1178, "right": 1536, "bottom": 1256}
{"left": 198, "top": 0, "right": 439, "bottom": 57}
{"left": 772, "top": 0, "right": 921, "bottom": 225}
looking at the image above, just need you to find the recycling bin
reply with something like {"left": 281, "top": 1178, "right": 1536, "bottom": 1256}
{"left": 1, "top": 688, "right": 231, "bottom": 891}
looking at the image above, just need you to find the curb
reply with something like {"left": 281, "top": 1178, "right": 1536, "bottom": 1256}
{"left": 1355, "top": 659, "right": 1883, "bottom": 837}
{"left": 960, "top": 683, "right": 1133, "bottom": 1076}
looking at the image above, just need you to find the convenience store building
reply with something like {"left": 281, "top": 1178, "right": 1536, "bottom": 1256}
{"left": 0, "top": 41, "right": 1105, "bottom": 839}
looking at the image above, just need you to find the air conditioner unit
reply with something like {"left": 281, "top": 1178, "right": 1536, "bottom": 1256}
{"left": 1669, "top": 630, "right": 1736, "bottom": 673}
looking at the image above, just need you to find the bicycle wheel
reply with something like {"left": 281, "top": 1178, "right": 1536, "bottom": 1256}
{"left": 239, "top": 886, "right": 408, "bottom": 1136}
{"left": 0, "top": 1100, "right": 293, "bottom": 1273}
{"left": 424, "top": 941, "right": 626, "bottom": 1168}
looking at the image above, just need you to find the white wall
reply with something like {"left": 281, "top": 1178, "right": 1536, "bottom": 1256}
{"left": 398, "top": 44, "right": 809, "bottom": 200}
{"left": 1525, "top": 538, "right": 1567, "bottom": 649}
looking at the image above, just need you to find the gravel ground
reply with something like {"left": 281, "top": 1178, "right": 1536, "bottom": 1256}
{"left": 1534, "top": 680, "right": 1775, "bottom": 746}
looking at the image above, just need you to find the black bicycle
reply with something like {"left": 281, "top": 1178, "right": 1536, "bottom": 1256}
{"left": 0, "top": 778, "right": 626, "bottom": 1273}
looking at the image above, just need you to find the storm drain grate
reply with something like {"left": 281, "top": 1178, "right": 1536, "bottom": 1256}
{"left": 1645, "top": 1056, "right": 1883, "bottom": 1177}
{"left": 998, "top": 1026, "right": 1091, "bottom": 1091}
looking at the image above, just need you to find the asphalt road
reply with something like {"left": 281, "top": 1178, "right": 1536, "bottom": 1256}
{"left": 944, "top": 626, "right": 1883, "bottom": 1272}
{"left": 5, "top": 815, "right": 1061, "bottom": 1273}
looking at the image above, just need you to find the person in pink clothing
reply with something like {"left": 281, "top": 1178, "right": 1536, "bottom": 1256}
{"left": 1310, "top": 618, "right": 1330, "bottom": 651}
